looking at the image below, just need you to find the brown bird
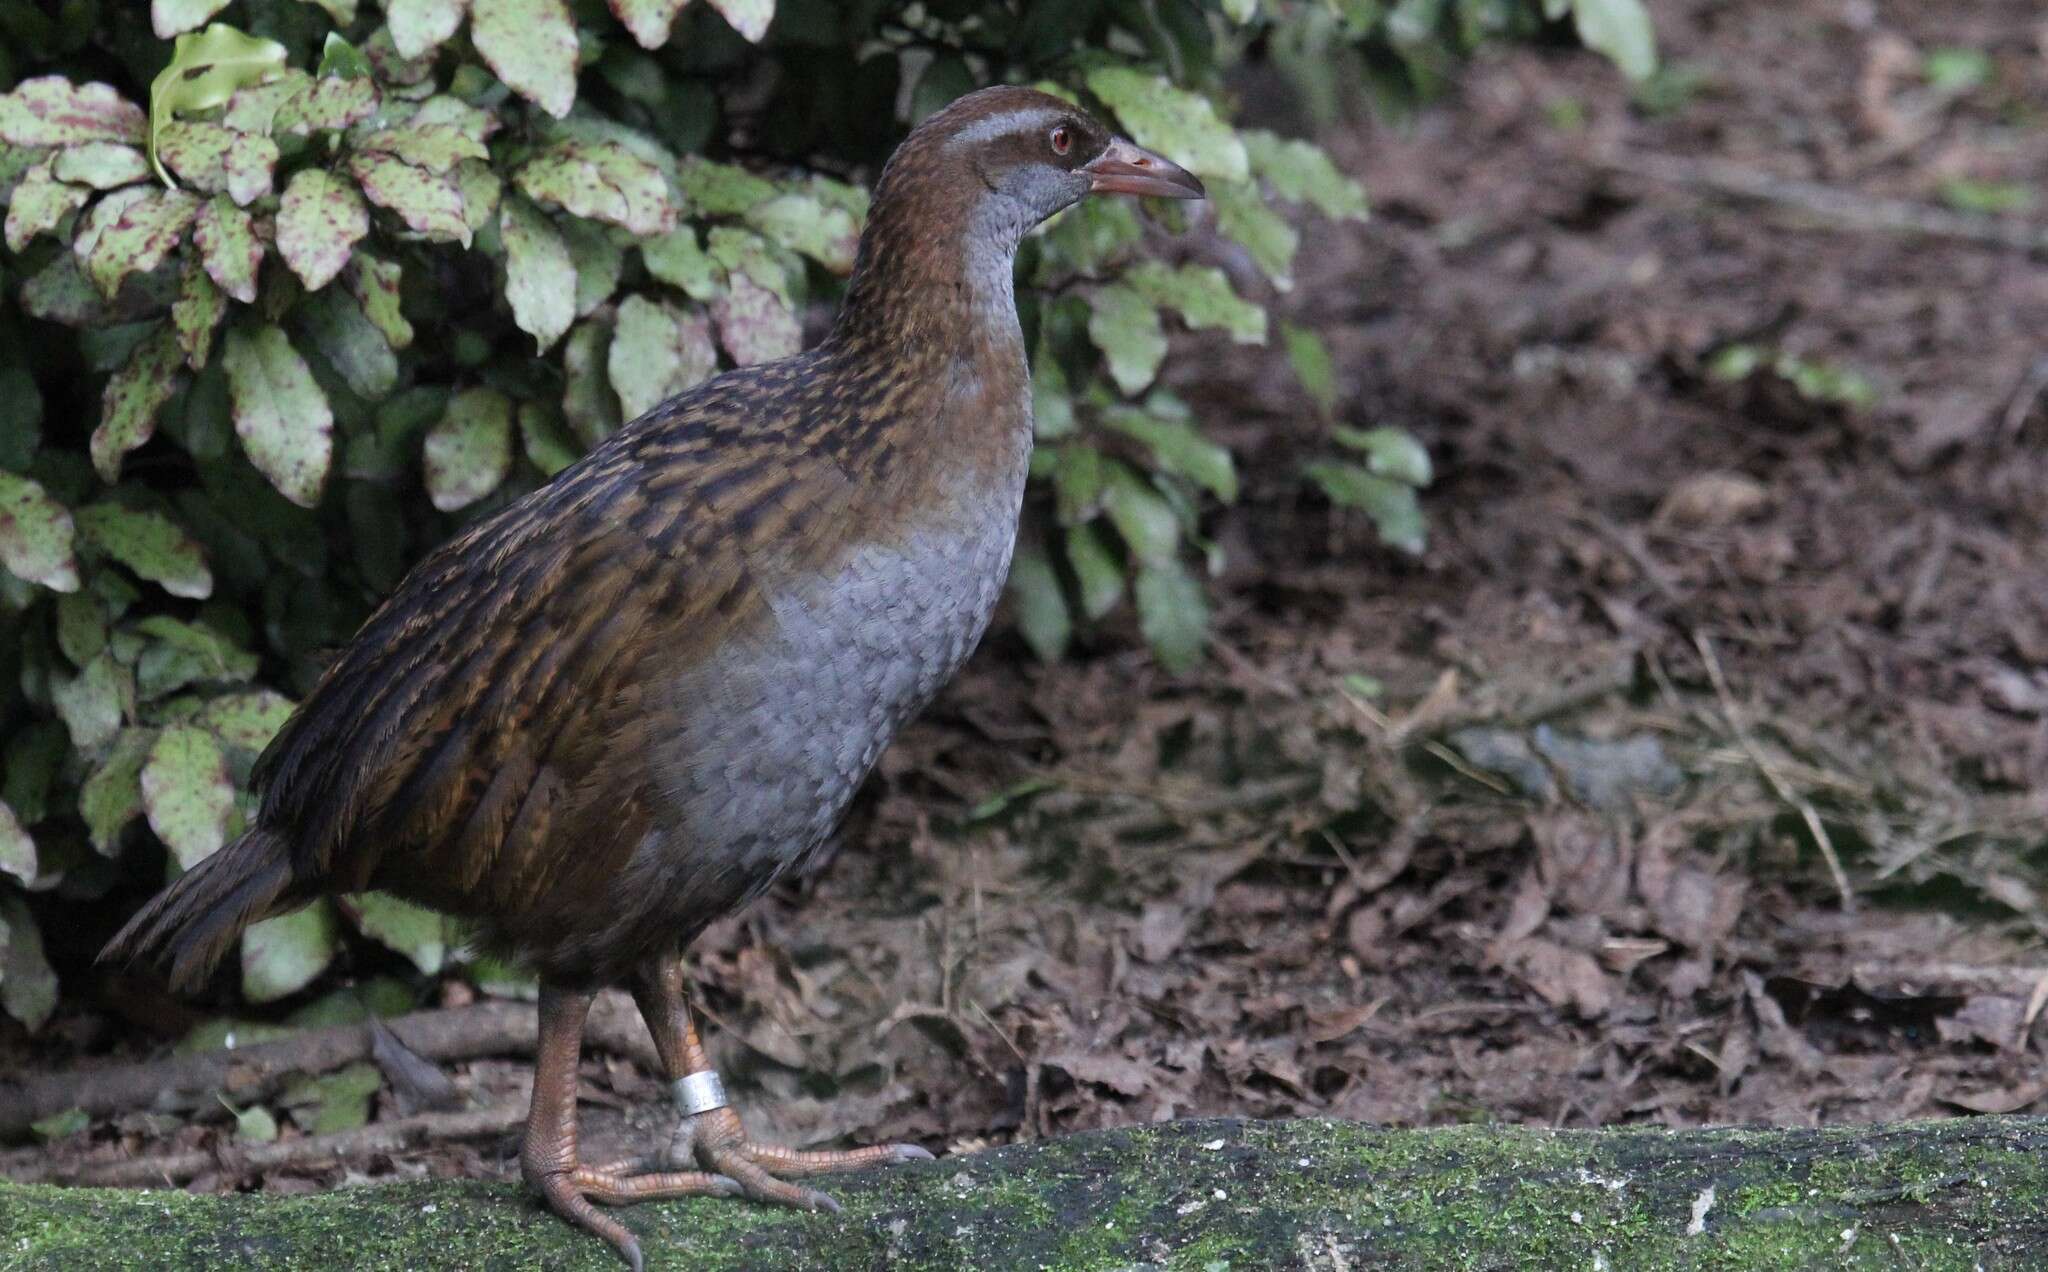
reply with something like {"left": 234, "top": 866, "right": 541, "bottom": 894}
{"left": 104, "top": 85, "right": 1202, "bottom": 1269}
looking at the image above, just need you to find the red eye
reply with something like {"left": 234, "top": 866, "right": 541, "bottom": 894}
{"left": 1049, "top": 125, "right": 1072, "bottom": 156}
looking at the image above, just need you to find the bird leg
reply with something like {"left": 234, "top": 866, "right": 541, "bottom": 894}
{"left": 632, "top": 956, "right": 934, "bottom": 1213}
{"left": 522, "top": 981, "right": 743, "bottom": 1272}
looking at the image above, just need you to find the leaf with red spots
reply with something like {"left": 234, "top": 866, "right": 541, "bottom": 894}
{"left": 3, "top": 161, "right": 89, "bottom": 253}
{"left": 0, "top": 77, "right": 145, "bottom": 147}
{"left": 155, "top": 119, "right": 279, "bottom": 205}
{"left": 500, "top": 196, "right": 576, "bottom": 352}
{"left": 274, "top": 76, "right": 379, "bottom": 135}
{"left": 0, "top": 472, "right": 80, "bottom": 593}
{"left": 221, "top": 326, "right": 334, "bottom": 508}
{"left": 277, "top": 168, "right": 370, "bottom": 291}
{"left": 93, "top": 324, "right": 185, "bottom": 481}
{"left": 73, "top": 503, "right": 212, "bottom": 599}
{"left": 423, "top": 386, "right": 513, "bottom": 511}
{"left": 192, "top": 195, "right": 263, "bottom": 303}
{"left": 355, "top": 123, "right": 489, "bottom": 174}
{"left": 141, "top": 723, "right": 233, "bottom": 869}
{"left": 610, "top": 0, "right": 690, "bottom": 49}
{"left": 515, "top": 139, "right": 674, "bottom": 236}
{"left": 348, "top": 151, "right": 471, "bottom": 245}
{"left": 78, "top": 187, "right": 200, "bottom": 299}
{"left": 345, "top": 252, "right": 414, "bottom": 349}
{"left": 388, "top": 0, "right": 470, "bottom": 59}
{"left": 471, "top": 0, "right": 579, "bottom": 119}
{"left": 708, "top": 273, "right": 799, "bottom": 366}
{"left": 52, "top": 143, "right": 152, "bottom": 190}
{"left": 171, "top": 257, "right": 225, "bottom": 369}
{"left": 609, "top": 293, "right": 716, "bottom": 418}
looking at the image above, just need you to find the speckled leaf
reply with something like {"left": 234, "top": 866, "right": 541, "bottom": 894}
{"left": 198, "top": 690, "right": 295, "bottom": 752}
{"left": 94, "top": 324, "right": 185, "bottom": 481}
{"left": 609, "top": 294, "right": 716, "bottom": 418}
{"left": 220, "top": 70, "right": 312, "bottom": 135}
{"left": 745, "top": 193, "right": 858, "bottom": 274}
{"left": 274, "top": 76, "right": 379, "bottom": 135}
{"left": 52, "top": 143, "right": 152, "bottom": 190}
{"left": 153, "top": 0, "right": 233, "bottom": 36}
{"left": 141, "top": 722, "right": 233, "bottom": 868}
{"left": 171, "top": 258, "right": 225, "bottom": 369}
{"left": 641, "top": 225, "right": 722, "bottom": 300}
{"left": 560, "top": 218, "right": 623, "bottom": 316}
{"left": 0, "top": 801, "right": 34, "bottom": 885}
{"left": 610, "top": 0, "right": 690, "bottom": 48}
{"left": 77, "top": 728, "right": 150, "bottom": 853}
{"left": 1007, "top": 547, "right": 1070, "bottom": 663}
{"left": 561, "top": 318, "right": 620, "bottom": 446}
{"left": 519, "top": 401, "right": 579, "bottom": 476}
{"left": 300, "top": 287, "right": 398, "bottom": 399}
{"left": 147, "top": 26, "right": 289, "bottom": 184}
{"left": 20, "top": 253, "right": 111, "bottom": 327}
{"left": 71, "top": 186, "right": 147, "bottom": 268}
{"left": 388, "top": 0, "right": 470, "bottom": 59}
{"left": 0, "top": 892, "right": 57, "bottom": 1032}
{"left": 192, "top": 197, "right": 262, "bottom": 303}
{"left": 709, "top": 274, "right": 798, "bottom": 367}
{"left": 351, "top": 892, "right": 457, "bottom": 974}
{"left": 500, "top": 196, "right": 576, "bottom": 352}
{"left": 241, "top": 902, "right": 337, "bottom": 1002}
{"left": 1210, "top": 181, "right": 1298, "bottom": 289}
{"left": 221, "top": 326, "right": 334, "bottom": 508}
{"left": 156, "top": 120, "right": 278, "bottom": 204}
{"left": 364, "top": 25, "right": 439, "bottom": 85}
{"left": 1124, "top": 262, "right": 1266, "bottom": 345}
{"left": 1134, "top": 558, "right": 1208, "bottom": 673}
{"left": 345, "top": 253, "right": 414, "bottom": 349}
{"left": 676, "top": 156, "right": 777, "bottom": 216}
{"left": 1085, "top": 67, "right": 1246, "bottom": 181}
{"left": 305, "top": 0, "right": 360, "bottom": 24}
{"left": 348, "top": 151, "right": 470, "bottom": 245}
{"left": 1086, "top": 284, "right": 1167, "bottom": 395}
{"left": 74, "top": 504, "right": 212, "bottom": 598}
{"left": 424, "top": 386, "right": 513, "bottom": 511}
{"left": 80, "top": 188, "right": 200, "bottom": 299}
{"left": 1573, "top": 0, "right": 1657, "bottom": 82}
{"left": 276, "top": 169, "right": 369, "bottom": 291}
{"left": 356, "top": 124, "right": 489, "bottom": 174}
{"left": 56, "top": 592, "right": 107, "bottom": 666}
{"left": 706, "top": 0, "right": 772, "bottom": 42}
{"left": 516, "top": 141, "right": 674, "bottom": 236}
{"left": 3, "top": 161, "right": 88, "bottom": 253}
{"left": 471, "top": 0, "right": 580, "bottom": 119}
{"left": 0, "top": 473, "right": 80, "bottom": 593}
{"left": 0, "top": 77, "right": 145, "bottom": 147}
{"left": 454, "top": 159, "right": 503, "bottom": 236}
{"left": 1243, "top": 132, "right": 1368, "bottom": 221}
{"left": 51, "top": 651, "right": 130, "bottom": 751}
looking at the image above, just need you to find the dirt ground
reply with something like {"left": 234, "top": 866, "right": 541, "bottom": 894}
{"left": 8, "top": 0, "right": 2048, "bottom": 1199}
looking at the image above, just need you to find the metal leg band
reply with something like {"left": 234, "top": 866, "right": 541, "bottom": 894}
{"left": 672, "top": 1069, "right": 728, "bottom": 1116}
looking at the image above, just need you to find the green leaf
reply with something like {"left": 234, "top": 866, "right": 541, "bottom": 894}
{"left": 273, "top": 77, "right": 380, "bottom": 135}
{"left": 31, "top": 1107, "right": 90, "bottom": 1141}
{"left": 1035, "top": 197, "right": 1143, "bottom": 281}
{"left": 0, "top": 471, "right": 81, "bottom": 592}
{"left": 1923, "top": 47, "right": 1991, "bottom": 94}
{"left": 1334, "top": 425, "right": 1433, "bottom": 487}
{"left": 0, "top": 891, "right": 57, "bottom": 1032}
{"left": 1572, "top": 0, "right": 1657, "bottom": 82}
{"left": 561, "top": 318, "right": 621, "bottom": 447}
{"left": 317, "top": 31, "right": 374, "bottom": 81}
{"left": 135, "top": 615, "right": 258, "bottom": 699}
{"left": 611, "top": 0, "right": 689, "bottom": 48}
{"left": 346, "top": 253, "right": 414, "bottom": 350}
{"left": 3, "top": 162, "right": 90, "bottom": 253}
{"left": 220, "top": 70, "right": 313, "bottom": 135}
{"left": 1243, "top": 132, "right": 1369, "bottom": 221}
{"left": 1086, "top": 284, "right": 1167, "bottom": 396}
{"left": 51, "top": 652, "right": 131, "bottom": 751}
{"left": 1123, "top": 262, "right": 1267, "bottom": 345}
{"left": 1084, "top": 67, "right": 1247, "bottom": 181}
{"left": 153, "top": 0, "right": 233, "bottom": 38}
{"left": 1104, "top": 401, "right": 1238, "bottom": 501}
{"left": 94, "top": 324, "right": 185, "bottom": 482}
{"left": 1305, "top": 460, "right": 1427, "bottom": 554}
{"left": 1210, "top": 181, "right": 1300, "bottom": 288}
{"left": 519, "top": 401, "right": 579, "bottom": 476}
{"left": 147, "top": 25, "right": 289, "bottom": 185}
{"left": 1053, "top": 444, "right": 1107, "bottom": 525}
{"left": 1007, "top": 547, "right": 1071, "bottom": 663}
{"left": 347, "top": 152, "right": 471, "bottom": 246}
{"left": 79, "top": 188, "right": 201, "bottom": 300}
{"left": 744, "top": 193, "right": 858, "bottom": 274}
{"left": 517, "top": 140, "right": 675, "bottom": 236}
{"left": 281, "top": 1061, "right": 380, "bottom": 1134}
{"left": 4, "top": 723, "right": 68, "bottom": 828}
{"left": 500, "top": 196, "right": 577, "bottom": 352}
{"left": 52, "top": 143, "right": 152, "bottom": 191}
{"left": 241, "top": 902, "right": 337, "bottom": 1003}
{"left": 79, "top": 728, "right": 153, "bottom": 852}
{"left": 388, "top": 0, "right": 471, "bottom": 59}
{"left": 350, "top": 892, "right": 458, "bottom": 974}
{"left": 560, "top": 218, "right": 624, "bottom": 317}
{"left": 356, "top": 124, "right": 490, "bottom": 174}
{"left": 74, "top": 503, "right": 212, "bottom": 598}
{"left": 471, "top": 0, "right": 580, "bottom": 119}
{"left": 0, "top": 76, "right": 146, "bottom": 148}
{"left": 1033, "top": 357, "right": 1075, "bottom": 440}
{"left": 198, "top": 689, "right": 295, "bottom": 752}
{"left": 141, "top": 721, "right": 233, "bottom": 868}
{"left": 274, "top": 170, "right": 369, "bottom": 293}
{"left": 1134, "top": 558, "right": 1208, "bottom": 673}
{"left": 1064, "top": 523, "right": 1124, "bottom": 621}
{"left": 172, "top": 257, "right": 225, "bottom": 370}
{"left": 1283, "top": 323, "right": 1338, "bottom": 417}
{"left": 222, "top": 326, "right": 333, "bottom": 508}
{"left": 57, "top": 591, "right": 109, "bottom": 666}
{"left": 229, "top": 1101, "right": 280, "bottom": 1142}
{"left": 676, "top": 157, "right": 778, "bottom": 216}
{"left": 155, "top": 120, "right": 278, "bottom": 205}
{"left": 424, "top": 386, "right": 514, "bottom": 511}
{"left": 709, "top": 275, "right": 799, "bottom": 367}
{"left": 643, "top": 225, "right": 722, "bottom": 299}
{"left": 193, "top": 195, "right": 263, "bottom": 303}
{"left": 0, "top": 800, "right": 35, "bottom": 885}
{"left": 300, "top": 287, "right": 397, "bottom": 400}
{"left": 609, "top": 294, "right": 718, "bottom": 419}
{"left": 706, "top": 0, "right": 773, "bottom": 42}
{"left": 1102, "top": 462, "right": 1179, "bottom": 566}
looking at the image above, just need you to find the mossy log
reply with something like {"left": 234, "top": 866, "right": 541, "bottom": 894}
{"left": 4, "top": 1116, "right": 2046, "bottom": 1269}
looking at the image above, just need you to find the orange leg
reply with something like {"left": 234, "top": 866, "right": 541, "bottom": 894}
{"left": 632, "top": 956, "right": 934, "bottom": 1213}
{"left": 522, "top": 982, "right": 742, "bottom": 1272}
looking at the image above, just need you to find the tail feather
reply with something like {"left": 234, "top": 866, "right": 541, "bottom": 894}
{"left": 100, "top": 829, "right": 297, "bottom": 991}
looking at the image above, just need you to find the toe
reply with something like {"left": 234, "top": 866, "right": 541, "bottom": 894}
{"left": 890, "top": 1144, "right": 936, "bottom": 1163}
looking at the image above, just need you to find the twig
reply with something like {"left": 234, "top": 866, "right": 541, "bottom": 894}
{"left": 1600, "top": 151, "right": 2048, "bottom": 253}
{"left": 8, "top": 1105, "right": 525, "bottom": 1187}
{"left": 1692, "top": 631, "right": 1855, "bottom": 913}
{"left": 0, "top": 992, "right": 657, "bottom": 1139}
{"left": 2000, "top": 356, "right": 2048, "bottom": 443}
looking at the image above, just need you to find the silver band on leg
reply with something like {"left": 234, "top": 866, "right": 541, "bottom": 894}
{"left": 672, "top": 1070, "right": 728, "bottom": 1116}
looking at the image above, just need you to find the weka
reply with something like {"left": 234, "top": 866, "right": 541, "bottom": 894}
{"left": 104, "top": 85, "right": 1202, "bottom": 1269}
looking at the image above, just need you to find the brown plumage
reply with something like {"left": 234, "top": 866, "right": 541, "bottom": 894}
{"left": 103, "top": 85, "right": 1202, "bottom": 1270}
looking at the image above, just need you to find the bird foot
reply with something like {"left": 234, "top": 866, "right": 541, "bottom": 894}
{"left": 527, "top": 1154, "right": 742, "bottom": 1272}
{"left": 663, "top": 1084, "right": 934, "bottom": 1214}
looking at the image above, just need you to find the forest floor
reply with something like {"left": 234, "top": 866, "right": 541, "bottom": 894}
{"left": 7, "top": 0, "right": 2048, "bottom": 1201}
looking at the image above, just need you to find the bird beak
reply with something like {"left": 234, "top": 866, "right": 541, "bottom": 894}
{"left": 1083, "top": 138, "right": 1206, "bottom": 200}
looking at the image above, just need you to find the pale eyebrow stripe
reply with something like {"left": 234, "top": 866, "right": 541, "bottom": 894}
{"left": 947, "top": 107, "right": 1065, "bottom": 148}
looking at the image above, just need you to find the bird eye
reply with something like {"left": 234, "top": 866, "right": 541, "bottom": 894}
{"left": 1049, "top": 124, "right": 1072, "bottom": 156}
